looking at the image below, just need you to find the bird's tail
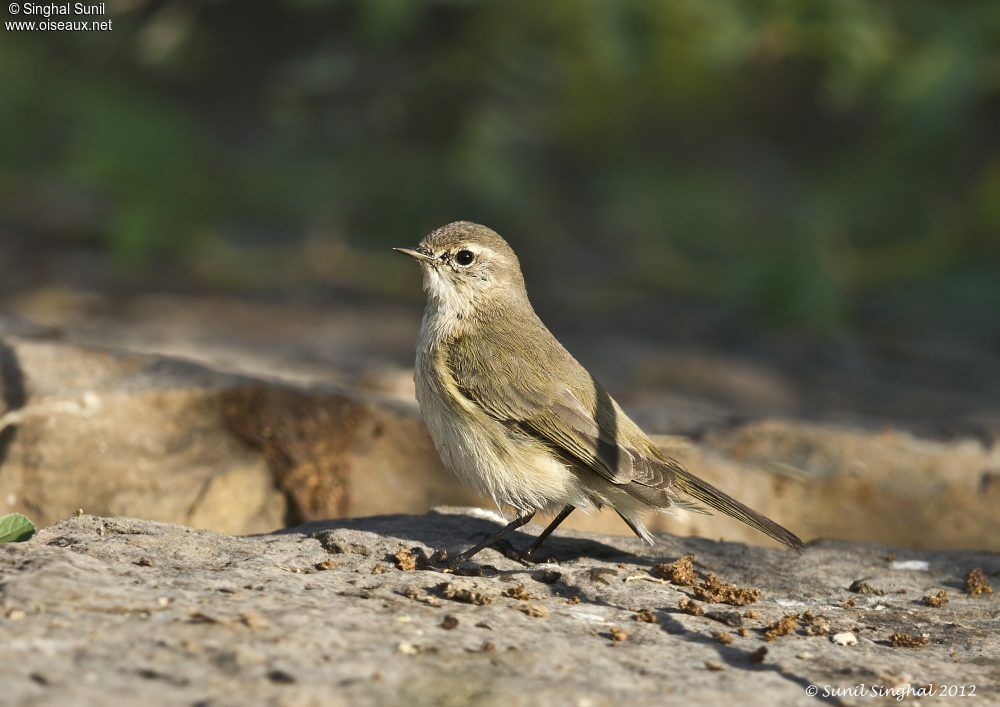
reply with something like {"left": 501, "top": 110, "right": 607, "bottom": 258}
{"left": 671, "top": 466, "right": 804, "bottom": 553}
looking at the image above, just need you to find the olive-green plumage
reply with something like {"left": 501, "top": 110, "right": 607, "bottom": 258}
{"left": 396, "top": 221, "right": 803, "bottom": 560}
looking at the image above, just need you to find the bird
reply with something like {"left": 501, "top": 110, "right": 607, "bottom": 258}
{"left": 395, "top": 221, "right": 803, "bottom": 567}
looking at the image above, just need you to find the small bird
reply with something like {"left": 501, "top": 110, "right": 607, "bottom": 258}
{"left": 396, "top": 221, "right": 803, "bottom": 567}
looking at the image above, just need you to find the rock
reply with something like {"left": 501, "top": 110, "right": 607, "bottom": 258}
{"left": 831, "top": 632, "right": 858, "bottom": 647}
{"left": 0, "top": 337, "right": 477, "bottom": 534}
{"left": 2, "top": 334, "right": 999, "bottom": 550}
{"left": 643, "top": 420, "right": 1000, "bottom": 550}
{"left": 0, "top": 509, "right": 996, "bottom": 706}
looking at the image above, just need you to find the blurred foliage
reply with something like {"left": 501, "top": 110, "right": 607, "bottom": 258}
{"left": 1, "top": 0, "right": 999, "bottom": 336}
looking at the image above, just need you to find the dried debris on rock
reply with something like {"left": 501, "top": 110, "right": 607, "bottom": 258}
{"left": 502, "top": 584, "right": 533, "bottom": 601}
{"left": 632, "top": 610, "right": 658, "bottom": 624}
{"left": 651, "top": 555, "right": 698, "bottom": 585}
{"left": 692, "top": 573, "right": 761, "bottom": 606}
{"left": 436, "top": 582, "right": 495, "bottom": 605}
{"left": 652, "top": 554, "right": 760, "bottom": 606}
{"left": 848, "top": 578, "right": 884, "bottom": 595}
{"left": 678, "top": 597, "right": 703, "bottom": 616}
{"left": 799, "top": 611, "right": 832, "bottom": 636}
{"left": 762, "top": 614, "right": 798, "bottom": 641}
{"left": 890, "top": 632, "right": 929, "bottom": 648}
{"left": 922, "top": 590, "right": 949, "bottom": 608}
{"left": 965, "top": 568, "right": 993, "bottom": 597}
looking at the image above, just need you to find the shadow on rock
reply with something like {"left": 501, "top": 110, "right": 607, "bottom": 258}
{"left": 269, "top": 509, "right": 649, "bottom": 566}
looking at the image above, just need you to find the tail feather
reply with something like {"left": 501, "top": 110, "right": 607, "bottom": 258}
{"left": 671, "top": 467, "right": 804, "bottom": 553}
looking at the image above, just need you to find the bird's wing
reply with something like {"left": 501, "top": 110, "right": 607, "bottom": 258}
{"left": 445, "top": 329, "right": 676, "bottom": 489}
{"left": 445, "top": 327, "right": 805, "bottom": 552}
{"left": 523, "top": 384, "right": 681, "bottom": 488}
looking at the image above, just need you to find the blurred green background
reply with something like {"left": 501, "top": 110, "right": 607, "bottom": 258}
{"left": 2, "top": 0, "right": 999, "bottom": 344}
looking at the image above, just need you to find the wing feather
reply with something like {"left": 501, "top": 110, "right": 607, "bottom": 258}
{"left": 445, "top": 328, "right": 674, "bottom": 490}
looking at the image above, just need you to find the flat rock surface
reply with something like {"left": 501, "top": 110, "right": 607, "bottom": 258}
{"left": 1, "top": 510, "right": 997, "bottom": 706}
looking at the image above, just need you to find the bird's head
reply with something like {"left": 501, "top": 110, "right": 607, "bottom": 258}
{"left": 395, "top": 221, "right": 528, "bottom": 317}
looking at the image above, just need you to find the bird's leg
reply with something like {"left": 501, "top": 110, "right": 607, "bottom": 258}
{"left": 447, "top": 512, "right": 535, "bottom": 569}
{"left": 521, "top": 505, "right": 575, "bottom": 563}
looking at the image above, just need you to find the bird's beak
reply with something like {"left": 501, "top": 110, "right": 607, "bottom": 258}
{"left": 393, "top": 246, "right": 435, "bottom": 263}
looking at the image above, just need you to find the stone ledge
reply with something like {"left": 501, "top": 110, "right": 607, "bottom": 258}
{"left": 2, "top": 336, "right": 998, "bottom": 550}
{"left": 0, "top": 510, "right": 995, "bottom": 706}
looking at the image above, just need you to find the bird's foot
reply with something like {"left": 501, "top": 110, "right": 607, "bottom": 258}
{"left": 425, "top": 549, "right": 450, "bottom": 568}
{"left": 516, "top": 550, "right": 560, "bottom": 566}
{"left": 490, "top": 542, "right": 557, "bottom": 566}
{"left": 435, "top": 548, "right": 499, "bottom": 575}
{"left": 492, "top": 538, "right": 522, "bottom": 562}
{"left": 430, "top": 549, "right": 465, "bottom": 572}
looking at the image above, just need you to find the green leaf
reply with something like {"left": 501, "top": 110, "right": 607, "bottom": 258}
{"left": 0, "top": 513, "right": 36, "bottom": 543}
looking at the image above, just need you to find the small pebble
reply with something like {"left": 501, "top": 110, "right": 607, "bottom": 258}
{"left": 632, "top": 610, "right": 658, "bottom": 624}
{"left": 890, "top": 560, "right": 928, "bottom": 571}
{"left": 711, "top": 631, "right": 733, "bottom": 645}
{"left": 608, "top": 627, "right": 629, "bottom": 642}
{"left": 440, "top": 615, "right": 459, "bottom": 630}
{"left": 831, "top": 632, "right": 858, "bottom": 646}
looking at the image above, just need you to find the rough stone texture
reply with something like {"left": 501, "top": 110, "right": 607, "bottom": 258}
{"left": 699, "top": 421, "right": 1000, "bottom": 550}
{"left": 658, "top": 424, "right": 1000, "bottom": 550}
{"left": 1, "top": 510, "right": 996, "bottom": 706}
{"left": 0, "top": 336, "right": 478, "bottom": 534}
{"left": 1, "top": 334, "right": 999, "bottom": 550}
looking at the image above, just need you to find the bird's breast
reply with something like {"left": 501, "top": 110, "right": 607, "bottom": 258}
{"left": 413, "top": 335, "right": 578, "bottom": 513}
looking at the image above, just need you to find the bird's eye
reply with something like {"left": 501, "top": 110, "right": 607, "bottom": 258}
{"left": 455, "top": 250, "right": 475, "bottom": 266}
